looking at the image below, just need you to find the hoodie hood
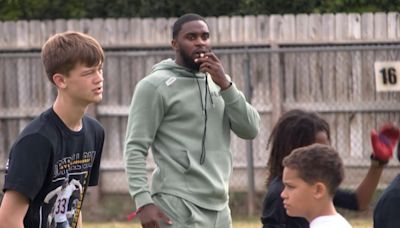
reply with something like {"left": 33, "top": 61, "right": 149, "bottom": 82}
{"left": 152, "top": 58, "right": 205, "bottom": 78}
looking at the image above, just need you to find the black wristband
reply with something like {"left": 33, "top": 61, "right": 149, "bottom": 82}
{"left": 370, "top": 154, "right": 388, "bottom": 167}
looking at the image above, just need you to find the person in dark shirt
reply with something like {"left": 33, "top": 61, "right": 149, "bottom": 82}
{"left": 373, "top": 128, "right": 400, "bottom": 228}
{"left": 0, "top": 31, "right": 105, "bottom": 228}
{"left": 261, "top": 109, "right": 396, "bottom": 228}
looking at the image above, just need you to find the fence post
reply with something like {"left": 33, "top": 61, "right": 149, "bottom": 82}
{"left": 270, "top": 43, "right": 283, "bottom": 123}
{"left": 243, "top": 51, "right": 256, "bottom": 216}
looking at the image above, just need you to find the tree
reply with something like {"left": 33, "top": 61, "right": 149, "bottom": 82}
{"left": 1, "top": 0, "right": 399, "bottom": 21}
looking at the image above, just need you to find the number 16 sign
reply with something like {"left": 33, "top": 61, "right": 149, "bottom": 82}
{"left": 374, "top": 61, "right": 400, "bottom": 92}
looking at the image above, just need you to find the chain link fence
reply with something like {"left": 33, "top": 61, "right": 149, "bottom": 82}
{"left": 1, "top": 43, "right": 400, "bottom": 217}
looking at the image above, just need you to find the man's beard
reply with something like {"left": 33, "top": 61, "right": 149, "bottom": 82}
{"left": 180, "top": 49, "right": 200, "bottom": 71}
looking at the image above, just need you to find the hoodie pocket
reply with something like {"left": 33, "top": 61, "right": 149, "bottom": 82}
{"left": 183, "top": 149, "right": 232, "bottom": 200}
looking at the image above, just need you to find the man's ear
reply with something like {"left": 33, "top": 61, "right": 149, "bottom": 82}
{"left": 313, "top": 182, "right": 326, "bottom": 199}
{"left": 171, "top": 39, "right": 177, "bottom": 50}
{"left": 53, "top": 73, "right": 67, "bottom": 89}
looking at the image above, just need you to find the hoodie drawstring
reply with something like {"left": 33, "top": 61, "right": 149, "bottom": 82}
{"left": 195, "top": 74, "right": 210, "bottom": 165}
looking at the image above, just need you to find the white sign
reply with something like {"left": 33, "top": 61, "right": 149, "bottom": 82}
{"left": 374, "top": 61, "right": 400, "bottom": 92}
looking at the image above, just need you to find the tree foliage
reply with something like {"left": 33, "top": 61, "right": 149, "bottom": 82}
{"left": 1, "top": 0, "right": 399, "bottom": 21}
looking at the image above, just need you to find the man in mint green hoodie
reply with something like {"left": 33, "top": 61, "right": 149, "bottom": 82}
{"left": 124, "top": 13, "right": 260, "bottom": 228}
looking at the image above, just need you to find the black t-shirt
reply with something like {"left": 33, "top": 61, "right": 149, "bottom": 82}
{"left": 373, "top": 174, "right": 400, "bottom": 228}
{"left": 261, "top": 176, "right": 358, "bottom": 228}
{"left": 3, "top": 108, "right": 104, "bottom": 228}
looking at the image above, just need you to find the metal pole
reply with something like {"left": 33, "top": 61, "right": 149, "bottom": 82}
{"left": 243, "top": 52, "right": 256, "bottom": 216}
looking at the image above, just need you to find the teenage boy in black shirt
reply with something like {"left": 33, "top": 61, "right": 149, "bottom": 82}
{"left": 0, "top": 31, "right": 105, "bottom": 228}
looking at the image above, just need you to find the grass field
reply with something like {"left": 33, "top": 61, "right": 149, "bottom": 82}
{"left": 84, "top": 218, "right": 372, "bottom": 228}
{"left": 81, "top": 193, "right": 376, "bottom": 228}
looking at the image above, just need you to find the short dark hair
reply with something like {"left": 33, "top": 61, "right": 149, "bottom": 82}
{"left": 41, "top": 31, "right": 104, "bottom": 84}
{"left": 172, "top": 13, "right": 207, "bottom": 38}
{"left": 266, "top": 109, "right": 330, "bottom": 185}
{"left": 283, "top": 143, "right": 344, "bottom": 196}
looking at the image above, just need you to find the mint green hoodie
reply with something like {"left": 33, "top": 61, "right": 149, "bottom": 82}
{"left": 124, "top": 58, "right": 260, "bottom": 211}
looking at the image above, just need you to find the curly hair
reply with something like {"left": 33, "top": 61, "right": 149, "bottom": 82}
{"left": 282, "top": 143, "right": 344, "bottom": 196}
{"left": 266, "top": 109, "right": 330, "bottom": 185}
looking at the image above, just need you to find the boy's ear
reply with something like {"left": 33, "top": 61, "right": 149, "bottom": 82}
{"left": 53, "top": 73, "right": 67, "bottom": 89}
{"left": 313, "top": 182, "right": 326, "bottom": 199}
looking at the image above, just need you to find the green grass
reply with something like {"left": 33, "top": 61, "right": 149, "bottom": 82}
{"left": 84, "top": 218, "right": 372, "bottom": 228}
